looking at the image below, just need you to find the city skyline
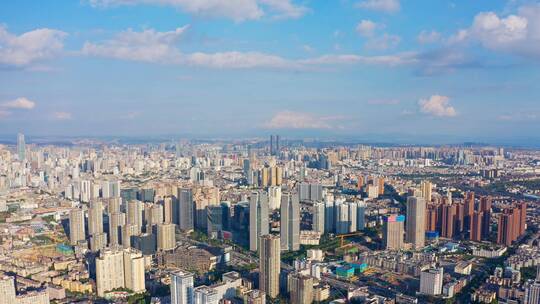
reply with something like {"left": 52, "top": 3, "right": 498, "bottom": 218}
{"left": 0, "top": 130, "right": 539, "bottom": 303}
{"left": 1, "top": 1, "right": 540, "bottom": 143}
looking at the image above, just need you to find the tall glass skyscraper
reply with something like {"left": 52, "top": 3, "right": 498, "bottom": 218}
{"left": 17, "top": 133, "right": 25, "bottom": 161}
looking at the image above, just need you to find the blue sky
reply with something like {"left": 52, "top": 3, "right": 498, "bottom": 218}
{"left": 1, "top": 0, "right": 540, "bottom": 144}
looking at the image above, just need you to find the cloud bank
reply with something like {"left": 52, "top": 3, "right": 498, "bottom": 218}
{"left": 418, "top": 95, "right": 457, "bottom": 117}
{"left": 0, "top": 26, "right": 66, "bottom": 68}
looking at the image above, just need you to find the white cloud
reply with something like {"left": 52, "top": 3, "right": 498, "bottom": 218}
{"left": 413, "top": 48, "right": 478, "bottom": 75}
{"left": 83, "top": 26, "right": 419, "bottom": 69}
{"left": 263, "top": 111, "right": 343, "bottom": 129}
{"left": 355, "top": 0, "right": 400, "bottom": 13}
{"left": 364, "top": 33, "right": 401, "bottom": 50}
{"left": 1, "top": 97, "right": 36, "bottom": 109}
{"left": 82, "top": 26, "right": 188, "bottom": 63}
{"left": 80, "top": 26, "right": 476, "bottom": 74}
{"left": 53, "top": 112, "right": 72, "bottom": 120}
{"left": 0, "top": 26, "right": 67, "bottom": 68}
{"left": 186, "top": 51, "right": 294, "bottom": 68}
{"left": 417, "top": 30, "right": 441, "bottom": 44}
{"left": 450, "top": 5, "right": 540, "bottom": 58}
{"left": 300, "top": 53, "right": 417, "bottom": 66}
{"left": 82, "top": 26, "right": 300, "bottom": 68}
{"left": 89, "top": 0, "right": 263, "bottom": 21}
{"left": 258, "top": 0, "right": 308, "bottom": 19}
{"left": 418, "top": 95, "right": 457, "bottom": 117}
{"left": 356, "top": 20, "right": 378, "bottom": 37}
{"left": 88, "top": 0, "right": 308, "bottom": 21}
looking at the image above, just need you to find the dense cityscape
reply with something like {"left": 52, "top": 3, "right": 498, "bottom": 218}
{"left": 0, "top": 134, "right": 539, "bottom": 303}
{"left": 3, "top": 0, "right": 540, "bottom": 303}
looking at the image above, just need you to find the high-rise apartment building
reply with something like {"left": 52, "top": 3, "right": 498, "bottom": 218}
{"left": 357, "top": 201, "right": 366, "bottom": 230}
{"left": 312, "top": 201, "right": 325, "bottom": 234}
{"left": 524, "top": 281, "right": 540, "bottom": 304}
{"left": 464, "top": 191, "right": 475, "bottom": 234}
{"left": 324, "top": 200, "right": 335, "bottom": 233}
{"left": 280, "top": 193, "right": 300, "bottom": 251}
{"left": 90, "top": 232, "right": 107, "bottom": 252}
{"left": 88, "top": 200, "right": 104, "bottom": 236}
{"left": 406, "top": 196, "right": 426, "bottom": 249}
{"left": 108, "top": 212, "right": 125, "bottom": 246}
{"left": 525, "top": 283, "right": 540, "bottom": 304}
{"left": 95, "top": 249, "right": 125, "bottom": 297}
{"left": 95, "top": 248, "right": 145, "bottom": 297}
{"left": 206, "top": 205, "right": 223, "bottom": 239}
{"left": 259, "top": 234, "right": 281, "bottom": 298}
{"left": 107, "top": 197, "right": 121, "bottom": 214}
{"left": 123, "top": 249, "right": 146, "bottom": 294}
{"left": 268, "top": 186, "right": 281, "bottom": 210}
{"left": 383, "top": 215, "right": 404, "bottom": 250}
{"left": 420, "top": 268, "right": 443, "bottom": 295}
{"left": 298, "top": 183, "right": 323, "bottom": 202}
{"left": 470, "top": 211, "right": 483, "bottom": 241}
{"left": 441, "top": 203, "right": 456, "bottom": 238}
{"left": 268, "top": 166, "right": 282, "bottom": 186}
{"left": 377, "top": 177, "right": 385, "bottom": 195}
{"left": 480, "top": 196, "right": 492, "bottom": 239}
{"left": 122, "top": 223, "right": 139, "bottom": 249}
{"left": 145, "top": 203, "right": 164, "bottom": 230}
{"left": 425, "top": 204, "right": 438, "bottom": 232}
{"left": 0, "top": 274, "right": 49, "bottom": 304}
{"left": 127, "top": 200, "right": 143, "bottom": 234}
{"left": 69, "top": 208, "right": 86, "bottom": 245}
{"left": 497, "top": 202, "right": 527, "bottom": 246}
{"left": 288, "top": 273, "right": 313, "bottom": 304}
{"left": 193, "top": 286, "right": 219, "bottom": 304}
{"left": 335, "top": 201, "right": 349, "bottom": 234}
{"left": 157, "top": 223, "right": 176, "bottom": 251}
{"left": 163, "top": 196, "right": 174, "bottom": 224}
{"left": 347, "top": 201, "right": 357, "bottom": 233}
{"left": 0, "top": 274, "right": 16, "bottom": 304}
{"left": 420, "top": 181, "right": 432, "bottom": 202}
{"left": 171, "top": 271, "right": 194, "bottom": 304}
{"left": 249, "top": 191, "right": 269, "bottom": 252}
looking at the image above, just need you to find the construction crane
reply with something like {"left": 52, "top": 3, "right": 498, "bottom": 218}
{"left": 337, "top": 232, "right": 363, "bottom": 247}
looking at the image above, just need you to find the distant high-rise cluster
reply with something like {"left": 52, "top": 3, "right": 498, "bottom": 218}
{"left": 424, "top": 191, "right": 499, "bottom": 242}
{"left": 1, "top": 133, "right": 536, "bottom": 304}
